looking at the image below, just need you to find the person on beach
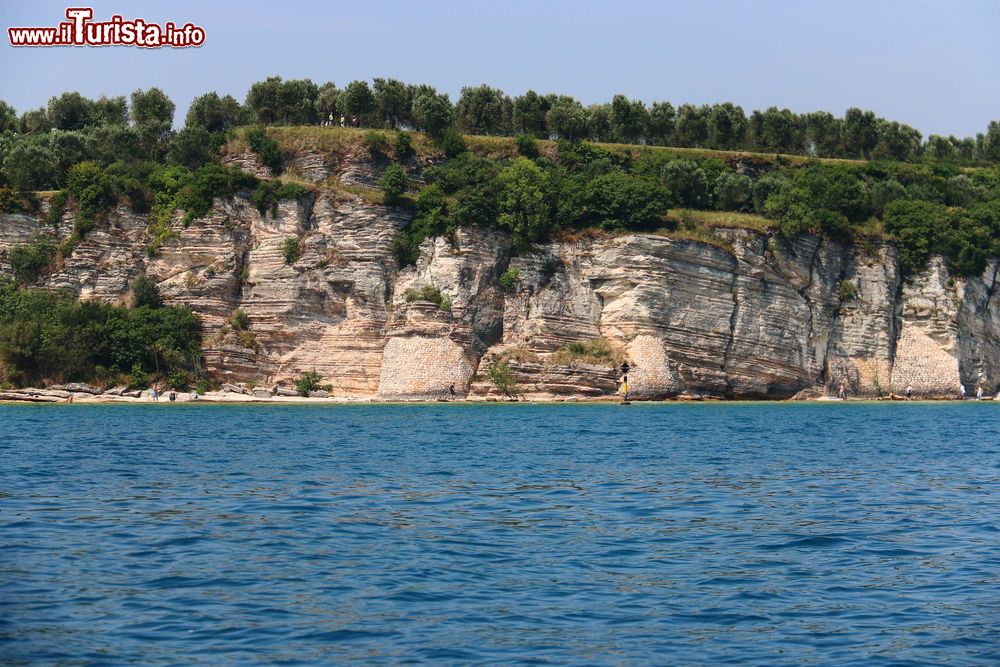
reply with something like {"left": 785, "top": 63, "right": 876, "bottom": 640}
{"left": 169, "top": 391, "right": 176, "bottom": 402}
{"left": 150, "top": 384, "right": 158, "bottom": 402}
{"left": 976, "top": 385, "right": 984, "bottom": 400}
{"left": 960, "top": 383, "right": 966, "bottom": 399}
{"left": 838, "top": 382, "right": 846, "bottom": 399}
{"left": 906, "top": 385, "right": 913, "bottom": 400}
{"left": 449, "top": 384, "right": 456, "bottom": 397}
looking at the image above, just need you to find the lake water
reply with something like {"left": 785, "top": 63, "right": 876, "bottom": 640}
{"left": 1, "top": 402, "right": 998, "bottom": 665}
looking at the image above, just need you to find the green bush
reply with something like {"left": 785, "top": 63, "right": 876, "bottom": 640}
{"left": 838, "top": 280, "right": 859, "bottom": 302}
{"left": 230, "top": 308, "right": 250, "bottom": 331}
{"left": 130, "top": 275, "right": 163, "bottom": 309}
{"left": 295, "top": 370, "right": 322, "bottom": 396}
{"left": 515, "top": 134, "right": 539, "bottom": 158}
{"left": 395, "top": 132, "right": 415, "bottom": 159}
{"left": 487, "top": 360, "right": 518, "bottom": 398}
{"left": 245, "top": 126, "right": 283, "bottom": 174}
{"left": 282, "top": 237, "right": 301, "bottom": 265}
{"left": 380, "top": 163, "right": 407, "bottom": 205}
{"left": 0, "top": 279, "right": 202, "bottom": 387}
{"left": 8, "top": 235, "right": 56, "bottom": 285}
{"left": 440, "top": 130, "right": 467, "bottom": 158}
{"left": 363, "top": 130, "right": 388, "bottom": 158}
{"left": 499, "top": 267, "right": 521, "bottom": 290}
{"left": 404, "top": 284, "right": 452, "bottom": 311}
{"left": 0, "top": 187, "right": 33, "bottom": 213}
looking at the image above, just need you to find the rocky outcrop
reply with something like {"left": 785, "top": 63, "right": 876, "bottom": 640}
{"left": 3, "top": 156, "right": 999, "bottom": 401}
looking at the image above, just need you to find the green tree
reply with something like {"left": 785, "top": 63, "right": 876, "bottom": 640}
{"left": 498, "top": 157, "right": 551, "bottom": 251}
{"left": 545, "top": 96, "right": 588, "bottom": 140}
{"left": 610, "top": 94, "right": 648, "bottom": 144}
{"left": 0, "top": 101, "right": 17, "bottom": 134}
{"left": 185, "top": 92, "right": 242, "bottom": 132}
{"left": 842, "top": 107, "right": 879, "bottom": 158}
{"left": 586, "top": 104, "right": 613, "bottom": 142}
{"left": 245, "top": 76, "right": 283, "bottom": 124}
{"left": 708, "top": 103, "right": 748, "bottom": 150}
{"left": 47, "top": 92, "right": 94, "bottom": 131}
{"left": 373, "top": 78, "right": 411, "bottom": 128}
{"left": 647, "top": 101, "right": 675, "bottom": 145}
{"left": 662, "top": 159, "right": 710, "bottom": 208}
{"left": 456, "top": 84, "right": 508, "bottom": 135}
{"left": 380, "top": 163, "right": 407, "bottom": 205}
{"left": 130, "top": 88, "right": 175, "bottom": 130}
{"left": 342, "top": 80, "right": 376, "bottom": 124}
{"left": 874, "top": 120, "right": 922, "bottom": 161}
{"left": 92, "top": 96, "right": 128, "bottom": 126}
{"left": 981, "top": 120, "right": 1000, "bottom": 163}
{"left": 584, "top": 170, "right": 671, "bottom": 230}
{"left": 513, "top": 90, "right": 550, "bottom": 137}
{"left": 411, "top": 89, "right": 454, "bottom": 138}
{"left": 714, "top": 172, "right": 753, "bottom": 211}
{"left": 674, "top": 104, "right": 709, "bottom": 147}
{"left": 314, "top": 82, "right": 341, "bottom": 122}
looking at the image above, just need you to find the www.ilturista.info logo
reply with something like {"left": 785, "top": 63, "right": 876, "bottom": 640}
{"left": 8, "top": 8, "right": 205, "bottom": 48}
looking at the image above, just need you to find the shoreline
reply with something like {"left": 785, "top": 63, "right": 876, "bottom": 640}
{"left": 1, "top": 391, "right": 995, "bottom": 406}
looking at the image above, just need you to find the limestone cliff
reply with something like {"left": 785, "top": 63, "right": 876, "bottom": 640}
{"left": 2, "top": 151, "right": 997, "bottom": 400}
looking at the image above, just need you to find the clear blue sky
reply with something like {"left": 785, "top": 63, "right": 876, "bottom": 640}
{"left": 2, "top": 0, "right": 998, "bottom": 138}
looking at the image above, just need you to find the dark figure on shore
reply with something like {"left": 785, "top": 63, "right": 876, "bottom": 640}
{"left": 169, "top": 391, "right": 176, "bottom": 402}
{"left": 906, "top": 385, "right": 913, "bottom": 400}
{"left": 351, "top": 115, "right": 359, "bottom": 127}
{"left": 838, "top": 382, "right": 846, "bottom": 400}
{"left": 449, "top": 384, "right": 456, "bottom": 396}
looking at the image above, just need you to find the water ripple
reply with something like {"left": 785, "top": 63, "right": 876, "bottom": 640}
{"left": 1, "top": 402, "right": 998, "bottom": 665}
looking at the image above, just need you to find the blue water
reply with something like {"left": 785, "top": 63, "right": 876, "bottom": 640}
{"left": 1, "top": 403, "right": 998, "bottom": 665}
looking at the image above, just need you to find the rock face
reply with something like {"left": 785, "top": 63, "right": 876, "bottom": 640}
{"left": 3, "top": 156, "right": 999, "bottom": 401}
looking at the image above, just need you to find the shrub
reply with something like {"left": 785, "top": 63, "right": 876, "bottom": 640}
{"left": 395, "top": 132, "right": 415, "bottom": 159}
{"left": 295, "top": 370, "right": 322, "bottom": 396}
{"left": 245, "top": 126, "right": 283, "bottom": 174}
{"left": 838, "top": 280, "right": 859, "bottom": 302}
{"left": 487, "top": 360, "right": 518, "bottom": 398}
{"left": 499, "top": 267, "right": 521, "bottom": 291}
{"left": 167, "top": 370, "right": 190, "bottom": 391}
{"left": 250, "top": 179, "right": 308, "bottom": 218}
{"left": 0, "top": 280, "right": 202, "bottom": 387}
{"left": 130, "top": 275, "right": 163, "bottom": 309}
{"left": 404, "top": 284, "right": 452, "bottom": 311}
{"left": 440, "top": 130, "right": 467, "bottom": 158}
{"left": 515, "top": 134, "right": 539, "bottom": 158}
{"left": 46, "top": 190, "right": 69, "bottom": 229}
{"left": 8, "top": 235, "right": 56, "bottom": 285}
{"left": 363, "top": 130, "right": 388, "bottom": 158}
{"left": 194, "top": 378, "right": 211, "bottom": 394}
{"left": 380, "top": 163, "right": 407, "bottom": 205}
{"left": 282, "top": 237, "right": 301, "bottom": 265}
{"left": 713, "top": 172, "right": 753, "bottom": 212}
{"left": 550, "top": 338, "right": 615, "bottom": 365}
{"left": 0, "top": 187, "right": 32, "bottom": 213}
{"left": 230, "top": 308, "right": 250, "bottom": 331}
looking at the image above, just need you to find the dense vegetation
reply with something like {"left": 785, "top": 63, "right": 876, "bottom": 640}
{"left": 0, "top": 277, "right": 202, "bottom": 389}
{"left": 390, "top": 137, "right": 1000, "bottom": 277}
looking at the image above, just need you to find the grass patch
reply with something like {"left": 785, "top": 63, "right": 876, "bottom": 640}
{"left": 665, "top": 208, "right": 776, "bottom": 233}
{"left": 548, "top": 338, "right": 619, "bottom": 366}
